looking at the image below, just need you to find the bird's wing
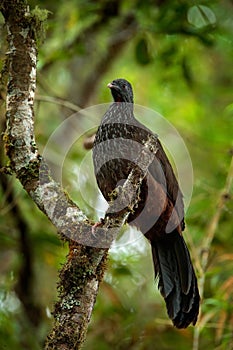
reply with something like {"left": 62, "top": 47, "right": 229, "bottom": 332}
{"left": 130, "top": 119, "right": 185, "bottom": 228}
{"left": 149, "top": 139, "right": 185, "bottom": 229}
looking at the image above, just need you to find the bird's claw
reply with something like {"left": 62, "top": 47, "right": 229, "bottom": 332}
{"left": 92, "top": 219, "right": 104, "bottom": 237}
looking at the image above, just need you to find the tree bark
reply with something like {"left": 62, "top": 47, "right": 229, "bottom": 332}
{"left": 0, "top": 1, "right": 158, "bottom": 349}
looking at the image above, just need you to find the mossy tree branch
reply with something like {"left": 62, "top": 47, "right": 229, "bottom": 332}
{"left": 0, "top": 1, "right": 158, "bottom": 349}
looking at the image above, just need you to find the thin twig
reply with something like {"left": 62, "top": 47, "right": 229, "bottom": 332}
{"left": 36, "top": 94, "right": 81, "bottom": 112}
{"left": 193, "top": 154, "right": 233, "bottom": 350}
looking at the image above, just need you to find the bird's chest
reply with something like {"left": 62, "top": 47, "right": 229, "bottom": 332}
{"left": 93, "top": 123, "right": 147, "bottom": 200}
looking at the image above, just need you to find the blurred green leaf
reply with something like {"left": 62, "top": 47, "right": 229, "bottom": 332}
{"left": 187, "top": 5, "right": 216, "bottom": 28}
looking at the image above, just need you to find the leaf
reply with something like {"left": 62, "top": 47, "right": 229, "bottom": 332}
{"left": 187, "top": 5, "right": 216, "bottom": 28}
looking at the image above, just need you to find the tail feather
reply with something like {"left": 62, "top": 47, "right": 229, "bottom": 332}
{"left": 151, "top": 232, "right": 200, "bottom": 328}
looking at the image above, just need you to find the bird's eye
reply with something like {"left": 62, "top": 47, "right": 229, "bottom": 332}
{"left": 122, "top": 84, "right": 126, "bottom": 89}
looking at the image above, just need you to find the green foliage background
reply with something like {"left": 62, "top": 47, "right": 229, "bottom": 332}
{"left": 0, "top": 1, "right": 233, "bottom": 349}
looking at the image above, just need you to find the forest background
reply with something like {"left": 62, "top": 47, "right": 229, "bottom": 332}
{"left": 0, "top": 1, "right": 233, "bottom": 349}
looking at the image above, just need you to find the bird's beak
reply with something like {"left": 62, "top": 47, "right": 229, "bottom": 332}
{"left": 107, "top": 82, "right": 120, "bottom": 91}
{"left": 107, "top": 83, "right": 114, "bottom": 89}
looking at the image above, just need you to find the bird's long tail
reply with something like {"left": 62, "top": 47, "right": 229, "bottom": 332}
{"left": 151, "top": 232, "right": 200, "bottom": 328}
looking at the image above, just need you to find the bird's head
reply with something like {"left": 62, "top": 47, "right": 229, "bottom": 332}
{"left": 107, "top": 78, "right": 134, "bottom": 103}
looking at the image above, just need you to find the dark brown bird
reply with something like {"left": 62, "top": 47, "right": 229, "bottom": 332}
{"left": 93, "top": 78, "right": 200, "bottom": 328}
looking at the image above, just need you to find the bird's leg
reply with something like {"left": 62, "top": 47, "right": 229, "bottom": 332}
{"left": 91, "top": 218, "right": 105, "bottom": 237}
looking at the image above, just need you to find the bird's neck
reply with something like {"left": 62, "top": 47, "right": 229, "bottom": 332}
{"left": 102, "top": 102, "right": 135, "bottom": 125}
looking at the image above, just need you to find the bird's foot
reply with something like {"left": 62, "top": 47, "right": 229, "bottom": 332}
{"left": 92, "top": 218, "right": 104, "bottom": 237}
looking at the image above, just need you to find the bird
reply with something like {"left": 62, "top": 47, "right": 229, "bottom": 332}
{"left": 92, "top": 78, "right": 200, "bottom": 328}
